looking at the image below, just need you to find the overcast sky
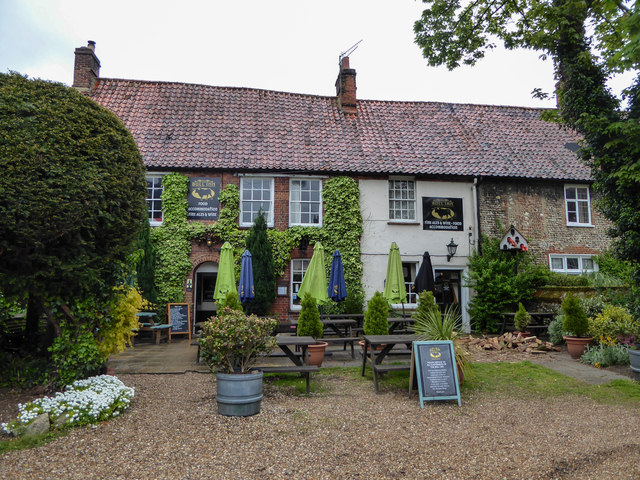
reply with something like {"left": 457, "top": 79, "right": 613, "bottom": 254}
{"left": 0, "top": 0, "right": 632, "bottom": 108}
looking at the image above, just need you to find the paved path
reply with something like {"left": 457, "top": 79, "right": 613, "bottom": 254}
{"left": 107, "top": 337, "right": 638, "bottom": 385}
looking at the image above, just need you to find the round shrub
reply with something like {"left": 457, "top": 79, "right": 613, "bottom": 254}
{"left": 588, "top": 305, "right": 639, "bottom": 345}
{"left": 296, "top": 293, "right": 323, "bottom": 339}
{"left": 514, "top": 302, "right": 531, "bottom": 332}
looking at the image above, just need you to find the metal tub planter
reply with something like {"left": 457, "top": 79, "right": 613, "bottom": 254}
{"left": 215, "top": 371, "right": 264, "bottom": 417}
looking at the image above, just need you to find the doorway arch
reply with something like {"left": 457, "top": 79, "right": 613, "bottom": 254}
{"left": 194, "top": 261, "right": 218, "bottom": 333}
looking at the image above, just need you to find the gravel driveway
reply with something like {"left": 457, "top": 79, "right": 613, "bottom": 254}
{"left": 1, "top": 367, "right": 639, "bottom": 480}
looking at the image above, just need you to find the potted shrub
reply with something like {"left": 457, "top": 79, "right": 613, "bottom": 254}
{"left": 561, "top": 294, "right": 592, "bottom": 359}
{"left": 359, "top": 291, "right": 390, "bottom": 352}
{"left": 513, "top": 302, "right": 532, "bottom": 336}
{"left": 296, "top": 293, "right": 328, "bottom": 366}
{"left": 199, "top": 307, "right": 277, "bottom": 416}
{"left": 412, "top": 292, "right": 469, "bottom": 384}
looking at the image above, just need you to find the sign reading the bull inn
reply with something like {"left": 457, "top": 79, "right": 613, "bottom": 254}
{"left": 422, "top": 197, "right": 463, "bottom": 231}
{"left": 188, "top": 177, "right": 221, "bottom": 220}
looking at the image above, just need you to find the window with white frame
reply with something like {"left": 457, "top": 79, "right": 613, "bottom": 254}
{"left": 146, "top": 175, "right": 164, "bottom": 225}
{"left": 564, "top": 185, "right": 592, "bottom": 226}
{"left": 290, "top": 179, "right": 322, "bottom": 226}
{"left": 389, "top": 179, "right": 416, "bottom": 221}
{"left": 549, "top": 254, "right": 597, "bottom": 275}
{"left": 240, "top": 177, "right": 274, "bottom": 227}
{"left": 291, "top": 258, "right": 311, "bottom": 310}
{"left": 402, "top": 262, "right": 418, "bottom": 305}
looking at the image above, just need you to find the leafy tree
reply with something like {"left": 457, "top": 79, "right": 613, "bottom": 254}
{"left": 465, "top": 235, "right": 548, "bottom": 332}
{"left": 244, "top": 211, "right": 276, "bottom": 316}
{"left": 414, "top": 0, "right": 640, "bottom": 283}
{"left": 134, "top": 222, "right": 158, "bottom": 304}
{"left": 0, "top": 73, "right": 147, "bottom": 347}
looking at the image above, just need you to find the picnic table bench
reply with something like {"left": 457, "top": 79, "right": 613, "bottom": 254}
{"left": 134, "top": 312, "right": 171, "bottom": 345}
{"left": 254, "top": 336, "right": 319, "bottom": 393}
{"left": 500, "top": 312, "right": 555, "bottom": 336}
{"left": 254, "top": 365, "right": 318, "bottom": 393}
{"left": 361, "top": 334, "right": 417, "bottom": 393}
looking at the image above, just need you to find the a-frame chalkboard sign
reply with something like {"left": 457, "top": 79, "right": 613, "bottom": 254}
{"left": 410, "top": 340, "right": 461, "bottom": 407}
{"left": 167, "top": 303, "right": 191, "bottom": 341}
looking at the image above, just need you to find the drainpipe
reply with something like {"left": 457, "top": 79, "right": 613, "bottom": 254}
{"left": 472, "top": 177, "right": 482, "bottom": 254}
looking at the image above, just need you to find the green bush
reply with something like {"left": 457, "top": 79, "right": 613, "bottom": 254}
{"left": 561, "top": 294, "right": 590, "bottom": 337}
{"left": 412, "top": 291, "right": 439, "bottom": 322}
{"left": 465, "top": 234, "right": 549, "bottom": 333}
{"left": 581, "top": 295, "right": 608, "bottom": 320}
{"left": 297, "top": 293, "right": 323, "bottom": 339}
{"left": 215, "top": 291, "right": 243, "bottom": 312}
{"left": 580, "top": 344, "right": 630, "bottom": 368}
{"left": 547, "top": 317, "right": 566, "bottom": 345}
{"left": 588, "top": 305, "right": 639, "bottom": 345}
{"left": 364, "top": 292, "right": 390, "bottom": 335}
{"left": 49, "top": 328, "right": 103, "bottom": 388}
{"left": 97, "top": 286, "right": 142, "bottom": 359}
{"left": 514, "top": 302, "right": 531, "bottom": 331}
{"left": 544, "top": 272, "right": 593, "bottom": 286}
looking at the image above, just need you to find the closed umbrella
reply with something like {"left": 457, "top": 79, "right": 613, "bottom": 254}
{"left": 413, "top": 251, "right": 435, "bottom": 295}
{"left": 328, "top": 250, "right": 347, "bottom": 302}
{"left": 213, "top": 242, "right": 236, "bottom": 303}
{"left": 238, "top": 250, "right": 255, "bottom": 304}
{"left": 383, "top": 242, "right": 407, "bottom": 314}
{"left": 297, "top": 242, "right": 329, "bottom": 306}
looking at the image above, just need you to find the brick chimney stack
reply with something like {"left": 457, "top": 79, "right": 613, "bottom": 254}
{"left": 73, "top": 40, "right": 101, "bottom": 91}
{"left": 335, "top": 57, "right": 357, "bottom": 115}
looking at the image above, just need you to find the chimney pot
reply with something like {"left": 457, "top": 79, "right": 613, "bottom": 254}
{"left": 87, "top": 40, "right": 96, "bottom": 51}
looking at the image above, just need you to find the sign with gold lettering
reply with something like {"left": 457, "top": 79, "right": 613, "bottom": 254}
{"left": 412, "top": 340, "right": 461, "bottom": 407}
{"left": 188, "top": 177, "right": 220, "bottom": 220}
{"left": 422, "top": 197, "right": 463, "bottom": 231}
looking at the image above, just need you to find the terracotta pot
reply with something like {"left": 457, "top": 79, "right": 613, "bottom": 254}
{"left": 307, "top": 341, "right": 328, "bottom": 367}
{"left": 563, "top": 336, "right": 593, "bottom": 359}
{"left": 358, "top": 340, "right": 386, "bottom": 352}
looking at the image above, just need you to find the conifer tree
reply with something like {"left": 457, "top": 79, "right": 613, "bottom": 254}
{"left": 244, "top": 211, "right": 276, "bottom": 315}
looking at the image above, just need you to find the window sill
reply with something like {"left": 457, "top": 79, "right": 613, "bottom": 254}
{"left": 387, "top": 221, "right": 420, "bottom": 226}
{"left": 565, "top": 223, "right": 595, "bottom": 228}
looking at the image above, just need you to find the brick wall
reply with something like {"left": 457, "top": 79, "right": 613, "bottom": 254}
{"left": 478, "top": 179, "right": 611, "bottom": 264}
{"left": 73, "top": 43, "right": 100, "bottom": 91}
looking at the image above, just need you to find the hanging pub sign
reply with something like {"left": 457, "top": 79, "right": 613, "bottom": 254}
{"left": 422, "top": 197, "right": 463, "bottom": 231}
{"left": 187, "top": 177, "right": 220, "bottom": 220}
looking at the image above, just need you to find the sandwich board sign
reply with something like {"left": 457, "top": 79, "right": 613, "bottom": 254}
{"left": 411, "top": 340, "right": 461, "bottom": 407}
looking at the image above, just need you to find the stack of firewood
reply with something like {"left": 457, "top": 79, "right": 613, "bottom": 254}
{"left": 460, "top": 332, "right": 559, "bottom": 354}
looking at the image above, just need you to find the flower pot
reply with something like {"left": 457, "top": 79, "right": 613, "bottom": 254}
{"left": 563, "top": 336, "right": 592, "bottom": 359}
{"left": 629, "top": 348, "right": 640, "bottom": 374}
{"left": 307, "top": 341, "right": 328, "bottom": 367}
{"left": 215, "top": 371, "right": 263, "bottom": 416}
{"left": 358, "top": 340, "right": 386, "bottom": 353}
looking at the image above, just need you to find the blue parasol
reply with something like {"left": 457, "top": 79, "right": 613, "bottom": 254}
{"left": 328, "top": 250, "right": 347, "bottom": 302}
{"left": 238, "top": 250, "right": 255, "bottom": 304}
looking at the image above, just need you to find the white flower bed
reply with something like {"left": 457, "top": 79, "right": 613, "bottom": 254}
{"left": 2, "top": 375, "right": 134, "bottom": 435}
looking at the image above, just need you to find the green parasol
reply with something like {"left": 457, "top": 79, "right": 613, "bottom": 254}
{"left": 383, "top": 242, "right": 407, "bottom": 305}
{"left": 213, "top": 241, "right": 236, "bottom": 303}
{"left": 297, "top": 242, "right": 329, "bottom": 306}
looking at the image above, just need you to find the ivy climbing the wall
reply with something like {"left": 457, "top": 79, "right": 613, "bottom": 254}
{"left": 149, "top": 173, "right": 364, "bottom": 316}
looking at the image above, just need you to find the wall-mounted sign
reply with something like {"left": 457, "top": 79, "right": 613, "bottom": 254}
{"left": 187, "top": 177, "right": 220, "bottom": 220}
{"left": 422, "top": 197, "right": 463, "bottom": 231}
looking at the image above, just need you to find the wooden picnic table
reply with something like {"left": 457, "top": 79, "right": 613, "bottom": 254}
{"left": 255, "top": 336, "right": 318, "bottom": 393}
{"left": 500, "top": 312, "right": 555, "bottom": 335}
{"left": 361, "top": 334, "right": 417, "bottom": 393}
{"left": 387, "top": 317, "right": 415, "bottom": 334}
{"left": 134, "top": 312, "right": 171, "bottom": 345}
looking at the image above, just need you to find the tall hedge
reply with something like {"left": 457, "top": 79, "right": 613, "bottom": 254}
{"left": 244, "top": 211, "right": 276, "bottom": 316}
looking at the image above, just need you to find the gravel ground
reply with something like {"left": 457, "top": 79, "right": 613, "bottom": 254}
{"left": 1, "top": 360, "right": 639, "bottom": 480}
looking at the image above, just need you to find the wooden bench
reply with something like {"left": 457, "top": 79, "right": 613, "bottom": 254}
{"left": 133, "top": 324, "right": 171, "bottom": 345}
{"left": 255, "top": 365, "right": 319, "bottom": 393}
{"left": 323, "top": 337, "right": 360, "bottom": 358}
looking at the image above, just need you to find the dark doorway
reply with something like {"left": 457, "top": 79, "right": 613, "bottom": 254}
{"left": 433, "top": 269, "right": 461, "bottom": 314}
{"left": 195, "top": 269, "right": 217, "bottom": 331}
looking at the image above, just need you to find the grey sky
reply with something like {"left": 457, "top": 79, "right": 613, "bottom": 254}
{"left": 0, "top": 0, "right": 631, "bottom": 107}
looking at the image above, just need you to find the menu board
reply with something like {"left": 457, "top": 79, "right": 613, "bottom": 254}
{"left": 413, "top": 341, "right": 461, "bottom": 407}
{"left": 167, "top": 303, "right": 191, "bottom": 340}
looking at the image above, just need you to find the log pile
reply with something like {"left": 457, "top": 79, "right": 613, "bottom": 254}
{"left": 460, "top": 332, "right": 559, "bottom": 354}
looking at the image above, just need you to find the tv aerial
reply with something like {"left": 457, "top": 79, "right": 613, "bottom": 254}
{"left": 339, "top": 40, "right": 362, "bottom": 64}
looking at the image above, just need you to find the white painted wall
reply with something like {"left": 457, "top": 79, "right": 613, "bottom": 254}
{"left": 359, "top": 178, "right": 477, "bottom": 332}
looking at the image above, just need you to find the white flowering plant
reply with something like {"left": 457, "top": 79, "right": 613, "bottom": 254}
{"left": 2, "top": 375, "right": 134, "bottom": 436}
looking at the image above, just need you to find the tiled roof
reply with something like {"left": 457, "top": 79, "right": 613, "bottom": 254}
{"left": 90, "top": 78, "right": 589, "bottom": 181}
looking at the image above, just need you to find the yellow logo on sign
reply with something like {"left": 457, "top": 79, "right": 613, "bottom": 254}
{"left": 429, "top": 347, "right": 441, "bottom": 359}
{"left": 431, "top": 207, "right": 455, "bottom": 220}
{"left": 192, "top": 188, "right": 216, "bottom": 200}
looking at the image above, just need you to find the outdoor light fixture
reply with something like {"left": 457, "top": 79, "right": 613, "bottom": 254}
{"left": 198, "top": 233, "right": 216, "bottom": 249}
{"left": 446, "top": 238, "right": 458, "bottom": 262}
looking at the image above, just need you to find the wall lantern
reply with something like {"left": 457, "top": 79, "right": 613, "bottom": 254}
{"left": 198, "top": 233, "right": 216, "bottom": 249}
{"left": 446, "top": 238, "right": 458, "bottom": 262}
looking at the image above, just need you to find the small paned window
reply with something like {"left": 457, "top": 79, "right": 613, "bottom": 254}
{"left": 549, "top": 255, "right": 598, "bottom": 275}
{"left": 290, "top": 179, "right": 322, "bottom": 226}
{"left": 291, "top": 259, "right": 311, "bottom": 310}
{"left": 565, "top": 185, "right": 592, "bottom": 226}
{"left": 146, "top": 175, "right": 164, "bottom": 225}
{"left": 240, "top": 177, "right": 274, "bottom": 227}
{"left": 389, "top": 180, "right": 416, "bottom": 221}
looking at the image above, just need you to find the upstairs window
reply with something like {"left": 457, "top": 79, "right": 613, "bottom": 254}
{"left": 565, "top": 185, "right": 592, "bottom": 226}
{"left": 290, "top": 179, "right": 322, "bottom": 226}
{"left": 146, "top": 175, "right": 164, "bottom": 225}
{"left": 549, "top": 254, "right": 597, "bottom": 275}
{"left": 240, "top": 177, "right": 274, "bottom": 227}
{"left": 389, "top": 179, "right": 416, "bottom": 221}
